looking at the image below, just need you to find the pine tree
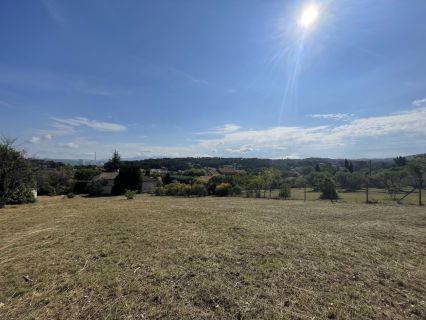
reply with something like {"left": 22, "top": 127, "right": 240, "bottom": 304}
{"left": 348, "top": 161, "right": 354, "bottom": 173}
{"left": 344, "top": 159, "right": 349, "bottom": 169}
{"left": 104, "top": 150, "right": 121, "bottom": 172}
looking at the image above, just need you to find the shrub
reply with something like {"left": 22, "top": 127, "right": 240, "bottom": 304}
{"left": 124, "top": 190, "right": 137, "bottom": 200}
{"left": 215, "top": 183, "right": 231, "bottom": 197}
{"left": 86, "top": 178, "right": 108, "bottom": 196}
{"left": 8, "top": 185, "right": 36, "bottom": 205}
{"left": 191, "top": 183, "right": 208, "bottom": 197}
{"left": 73, "top": 181, "right": 88, "bottom": 194}
{"left": 229, "top": 185, "right": 242, "bottom": 196}
{"left": 165, "top": 182, "right": 183, "bottom": 196}
{"left": 154, "top": 187, "right": 166, "bottom": 196}
{"left": 178, "top": 184, "right": 192, "bottom": 197}
{"left": 66, "top": 193, "right": 75, "bottom": 199}
{"left": 320, "top": 178, "right": 339, "bottom": 200}
{"left": 279, "top": 184, "right": 291, "bottom": 199}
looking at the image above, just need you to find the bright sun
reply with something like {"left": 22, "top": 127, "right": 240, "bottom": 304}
{"left": 299, "top": 4, "right": 320, "bottom": 29}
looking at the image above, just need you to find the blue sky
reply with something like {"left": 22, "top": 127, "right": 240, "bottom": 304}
{"left": 1, "top": 0, "right": 426, "bottom": 159}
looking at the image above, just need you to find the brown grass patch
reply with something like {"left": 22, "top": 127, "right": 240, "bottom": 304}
{"left": 0, "top": 195, "right": 425, "bottom": 319}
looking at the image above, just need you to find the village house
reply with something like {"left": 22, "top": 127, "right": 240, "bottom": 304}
{"left": 90, "top": 171, "right": 159, "bottom": 195}
{"left": 217, "top": 166, "right": 246, "bottom": 175}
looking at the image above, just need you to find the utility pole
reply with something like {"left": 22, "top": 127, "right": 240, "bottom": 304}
{"left": 304, "top": 184, "right": 307, "bottom": 202}
{"left": 366, "top": 160, "right": 371, "bottom": 204}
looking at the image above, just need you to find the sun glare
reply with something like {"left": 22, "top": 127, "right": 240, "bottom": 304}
{"left": 299, "top": 4, "right": 320, "bottom": 29}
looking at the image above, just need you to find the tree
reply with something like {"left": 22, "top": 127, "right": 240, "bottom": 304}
{"left": 191, "top": 183, "right": 208, "bottom": 197}
{"left": 344, "top": 159, "right": 349, "bottom": 170}
{"left": 162, "top": 173, "right": 173, "bottom": 185}
{"left": 315, "top": 164, "right": 321, "bottom": 172}
{"left": 348, "top": 161, "right": 354, "bottom": 173}
{"left": 112, "top": 166, "right": 142, "bottom": 195}
{"left": 215, "top": 183, "right": 231, "bottom": 197}
{"left": 104, "top": 150, "right": 121, "bottom": 172}
{"left": 279, "top": 183, "right": 291, "bottom": 199}
{"left": 260, "top": 168, "right": 281, "bottom": 198}
{"left": 335, "top": 171, "right": 364, "bottom": 191}
{"left": 320, "top": 178, "right": 339, "bottom": 200}
{"left": 0, "top": 139, "right": 34, "bottom": 207}
{"left": 394, "top": 156, "right": 407, "bottom": 167}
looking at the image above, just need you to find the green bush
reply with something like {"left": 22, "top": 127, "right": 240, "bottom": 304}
{"left": 279, "top": 184, "right": 291, "bottom": 199}
{"left": 320, "top": 178, "right": 339, "bottom": 200}
{"left": 124, "top": 189, "right": 137, "bottom": 199}
{"left": 154, "top": 187, "right": 166, "bottom": 196}
{"left": 229, "top": 185, "right": 242, "bottom": 196}
{"left": 178, "top": 184, "right": 192, "bottom": 197}
{"left": 165, "top": 182, "right": 183, "bottom": 196}
{"left": 215, "top": 183, "right": 231, "bottom": 197}
{"left": 73, "top": 181, "right": 88, "bottom": 194}
{"left": 66, "top": 193, "right": 75, "bottom": 199}
{"left": 191, "top": 183, "right": 208, "bottom": 197}
{"left": 8, "top": 186, "right": 36, "bottom": 205}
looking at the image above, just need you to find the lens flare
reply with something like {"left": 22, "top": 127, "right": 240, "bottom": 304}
{"left": 299, "top": 4, "right": 320, "bottom": 29}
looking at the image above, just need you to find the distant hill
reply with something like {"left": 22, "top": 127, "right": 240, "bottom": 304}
{"left": 34, "top": 153, "right": 425, "bottom": 172}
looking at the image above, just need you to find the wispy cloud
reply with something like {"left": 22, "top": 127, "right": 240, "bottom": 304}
{"left": 52, "top": 117, "right": 127, "bottom": 132}
{"left": 40, "top": 0, "right": 65, "bottom": 25}
{"left": 413, "top": 98, "right": 426, "bottom": 107}
{"left": 193, "top": 107, "right": 426, "bottom": 158}
{"left": 197, "top": 123, "right": 241, "bottom": 135}
{"left": 25, "top": 107, "right": 426, "bottom": 159}
{"left": 29, "top": 137, "right": 41, "bottom": 144}
{"left": 61, "top": 142, "right": 79, "bottom": 149}
{"left": 309, "top": 113, "right": 354, "bottom": 121}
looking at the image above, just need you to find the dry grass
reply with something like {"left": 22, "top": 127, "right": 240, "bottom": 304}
{"left": 0, "top": 195, "right": 425, "bottom": 319}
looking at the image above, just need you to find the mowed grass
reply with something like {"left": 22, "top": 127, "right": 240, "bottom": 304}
{"left": 0, "top": 196, "right": 425, "bottom": 319}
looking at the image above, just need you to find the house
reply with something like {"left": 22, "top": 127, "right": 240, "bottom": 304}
{"left": 92, "top": 172, "right": 119, "bottom": 195}
{"left": 149, "top": 168, "right": 168, "bottom": 176}
{"left": 142, "top": 176, "right": 159, "bottom": 193}
{"left": 90, "top": 172, "right": 158, "bottom": 195}
{"left": 217, "top": 166, "right": 246, "bottom": 175}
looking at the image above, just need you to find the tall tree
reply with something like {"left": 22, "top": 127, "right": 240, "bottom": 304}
{"left": 344, "top": 159, "right": 349, "bottom": 170}
{"left": 104, "top": 150, "right": 121, "bottom": 172}
{"left": 0, "top": 138, "right": 34, "bottom": 207}
{"left": 348, "top": 161, "right": 354, "bottom": 173}
{"left": 393, "top": 156, "right": 407, "bottom": 167}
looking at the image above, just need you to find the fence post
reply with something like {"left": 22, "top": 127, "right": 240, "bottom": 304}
{"left": 366, "top": 160, "right": 371, "bottom": 204}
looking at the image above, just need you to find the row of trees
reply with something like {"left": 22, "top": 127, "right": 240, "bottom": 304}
{"left": 1, "top": 140, "right": 425, "bottom": 206}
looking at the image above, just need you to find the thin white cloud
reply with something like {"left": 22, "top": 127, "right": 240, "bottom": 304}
{"left": 52, "top": 117, "right": 127, "bottom": 132}
{"left": 25, "top": 106, "right": 426, "bottom": 160}
{"left": 40, "top": 0, "right": 65, "bottom": 25}
{"left": 413, "top": 98, "right": 426, "bottom": 107}
{"left": 62, "top": 142, "right": 79, "bottom": 149}
{"left": 29, "top": 137, "right": 41, "bottom": 144}
{"left": 198, "top": 123, "right": 241, "bottom": 135}
{"left": 310, "top": 113, "right": 354, "bottom": 121}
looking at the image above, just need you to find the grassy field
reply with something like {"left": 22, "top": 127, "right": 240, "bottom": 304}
{"left": 0, "top": 195, "right": 425, "bottom": 319}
